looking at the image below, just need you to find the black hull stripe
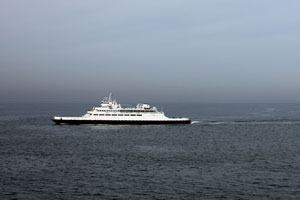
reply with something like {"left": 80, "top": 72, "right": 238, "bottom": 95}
{"left": 52, "top": 119, "right": 191, "bottom": 125}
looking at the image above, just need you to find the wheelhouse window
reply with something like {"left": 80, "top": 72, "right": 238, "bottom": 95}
{"left": 105, "top": 114, "right": 111, "bottom": 116}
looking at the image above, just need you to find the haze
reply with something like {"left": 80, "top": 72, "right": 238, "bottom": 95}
{"left": 1, "top": 0, "right": 300, "bottom": 103}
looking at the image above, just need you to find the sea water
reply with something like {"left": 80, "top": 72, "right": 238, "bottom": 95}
{"left": 1, "top": 103, "right": 300, "bottom": 199}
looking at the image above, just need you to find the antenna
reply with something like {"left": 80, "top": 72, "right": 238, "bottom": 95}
{"left": 108, "top": 92, "right": 112, "bottom": 102}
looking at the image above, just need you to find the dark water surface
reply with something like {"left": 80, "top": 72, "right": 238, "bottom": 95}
{"left": 1, "top": 103, "right": 300, "bottom": 199}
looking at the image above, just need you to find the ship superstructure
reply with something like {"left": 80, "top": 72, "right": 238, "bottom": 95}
{"left": 52, "top": 94, "right": 191, "bottom": 125}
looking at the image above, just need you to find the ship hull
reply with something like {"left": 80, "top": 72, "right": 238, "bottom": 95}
{"left": 52, "top": 118, "right": 191, "bottom": 125}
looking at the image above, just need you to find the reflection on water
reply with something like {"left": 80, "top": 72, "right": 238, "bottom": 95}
{"left": 88, "top": 124, "right": 131, "bottom": 130}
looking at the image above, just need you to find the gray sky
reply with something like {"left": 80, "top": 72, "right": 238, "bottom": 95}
{"left": 1, "top": 0, "right": 300, "bottom": 103}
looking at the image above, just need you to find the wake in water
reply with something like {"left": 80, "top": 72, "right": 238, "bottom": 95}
{"left": 191, "top": 121, "right": 202, "bottom": 124}
{"left": 191, "top": 119, "right": 300, "bottom": 125}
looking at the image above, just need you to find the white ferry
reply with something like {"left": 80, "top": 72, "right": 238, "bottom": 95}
{"left": 52, "top": 94, "right": 191, "bottom": 125}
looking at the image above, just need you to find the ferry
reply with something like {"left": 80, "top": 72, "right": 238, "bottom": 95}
{"left": 52, "top": 94, "right": 191, "bottom": 125}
